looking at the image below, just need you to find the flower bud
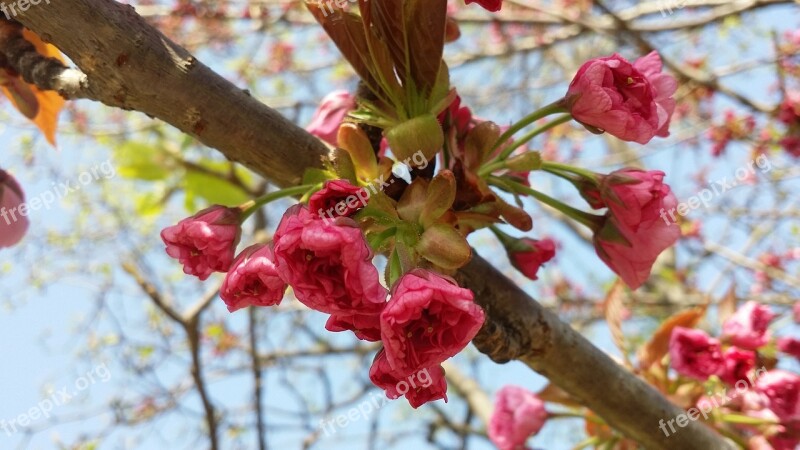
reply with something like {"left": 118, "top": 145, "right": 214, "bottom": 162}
{"left": 338, "top": 123, "right": 379, "bottom": 182}
{"left": 464, "top": 121, "right": 501, "bottom": 170}
{"left": 420, "top": 170, "right": 456, "bottom": 228}
{"left": 504, "top": 152, "right": 542, "bottom": 172}
{"left": 386, "top": 113, "right": 444, "bottom": 162}
{"left": 397, "top": 178, "right": 429, "bottom": 223}
{"left": 416, "top": 223, "right": 472, "bottom": 270}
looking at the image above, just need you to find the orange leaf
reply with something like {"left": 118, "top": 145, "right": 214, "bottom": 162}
{"left": 536, "top": 383, "right": 583, "bottom": 408}
{"left": 18, "top": 29, "right": 65, "bottom": 146}
{"left": 637, "top": 306, "right": 707, "bottom": 370}
{"left": 1, "top": 75, "right": 39, "bottom": 119}
{"left": 717, "top": 283, "right": 737, "bottom": 326}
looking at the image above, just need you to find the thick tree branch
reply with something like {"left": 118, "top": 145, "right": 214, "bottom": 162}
{"left": 0, "top": 18, "right": 87, "bottom": 97}
{"left": 17, "top": 2, "right": 732, "bottom": 448}
{"left": 456, "top": 256, "right": 733, "bottom": 449}
{"left": 15, "top": 1, "right": 330, "bottom": 188}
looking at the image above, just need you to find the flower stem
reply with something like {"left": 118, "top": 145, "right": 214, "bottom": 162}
{"left": 240, "top": 184, "right": 317, "bottom": 221}
{"left": 492, "top": 100, "right": 567, "bottom": 152}
{"left": 494, "top": 114, "right": 572, "bottom": 163}
{"left": 488, "top": 225, "right": 515, "bottom": 247}
{"left": 489, "top": 176, "right": 603, "bottom": 231}
{"left": 541, "top": 161, "right": 599, "bottom": 183}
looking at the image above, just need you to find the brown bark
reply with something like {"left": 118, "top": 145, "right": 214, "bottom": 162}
{"left": 15, "top": 2, "right": 734, "bottom": 448}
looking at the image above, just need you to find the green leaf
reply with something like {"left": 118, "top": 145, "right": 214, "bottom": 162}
{"left": 386, "top": 248, "right": 403, "bottom": 287}
{"left": 302, "top": 167, "right": 335, "bottom": 186}
{"left": 114, "top": 142, "right": 172, "bottom": 181}
{"left": 183, "top": 171, "right": 249, "bottom": 208}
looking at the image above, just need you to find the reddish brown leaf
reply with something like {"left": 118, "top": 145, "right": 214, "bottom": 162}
{"left": 306, "top": 3, "right": 377, "bottom": 91}
{"left": 368, "top": 0, "right": 408, "bottom": 82}
{"left": 404, "top": 0, "right": 447, "bottom": 93}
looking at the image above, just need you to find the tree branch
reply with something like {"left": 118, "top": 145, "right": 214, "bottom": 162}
{"left": 15, "top": 1, "right": 330, "bottom": 188}
{"left": 16, "top": 2, "right": 733, "bottom": 448}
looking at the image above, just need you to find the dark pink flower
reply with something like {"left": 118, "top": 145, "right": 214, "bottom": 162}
{"left": 369, "top": 349, "right": 448, "bottom": 408}
{"left": 778, "top": 91, "right": 800, "bottom": 125}
{"left": 778, "top": 337, "right": 800, "bottom": 360}
{"left": 0, "top": 169, "right": 28, "bottom": 248}
{"left": 590, "top": 169, "right": 681, "bottom": 289}
{"left": 326, "top": 312, "right": 382, "bottom": 342}
{"left": 272, "top": 205, "right": 386, "bottom": 315}
{"left": 309, "top": 179, "right": 367, "bottom": 221}
{"left": 718, "top": 347, "right": 756, "bottom": 386}
{"left": 668, "top": 327, "right": 724, "bottom": 381}
{"left": 780, "top": 135, "right": 800, "bottom": 158}
{"left": 306, "top": 90, "right": 356, "bottom": 146}
{"left": 465, "top": 0, "right": 502, "bottom": 12}
{"left": 488, "top": 386, "right": 548, "bottom": 450}
{"left": 722, "top": 301, "right": 775, "bottom": 350}
{"left": 438, "top": 95, "right": 473, "bottom": 137}
{"left": 564, "top": 51, "right": 677, "bottom": 144}
{"left": 381, "top": 269, "right": 485, "bottom": 376}
{"left": 755, "top": 370, "right": 800, "bottom": 423}
{"left": 220, "top": 243, "right": 287, "bottom": 312}
{"left": 507, "top": 237, "right": 556, "bottom": 281}
{"left": 161, "top": 205, "right": 242, "bottom": 280}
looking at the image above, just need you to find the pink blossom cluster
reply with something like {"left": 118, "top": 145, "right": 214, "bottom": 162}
{"left": 161, "top": 180, "right": 485, "bottom": 408}
{"left": 669, "top": 301, "right": 800, "bottom": 448}
{"left": 707, "top": 109, "right": 757, "bottom": 157}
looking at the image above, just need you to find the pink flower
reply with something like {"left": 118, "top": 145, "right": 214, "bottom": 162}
{"left": 564, "top": 51, "right": 677, "bottom": 144}
{"left": 369, "top": 349, "right": 448, "bottom": 408}
{"left": 755, "top": 370, "right": 800, "bottom": 423}
{"left": 722, "top": 301, "right": 775, "bottom": 350}
{"left": 380, "top": 269, "right": 485, "bottom": 376}
{"left": 308, "top": 179, "right": 366, "bottom": 221}
{"left": 668, "top": 327, "right": 724, "bottom": 381}
{"left": 161, "top": 205, "right": 242, "bottom": 280}
{"left": 590, "top": 169, "right": 681, "bottom": 289}
{"left": 778, "top": 337, "right": 800, "bottom": 360}
{"left": 220, "top": 243, "right": 287, "bottom": 312}
{"left": 465, "top": 0, "right": 502, "bottom": 12}
{"left": 0, "top": 169, "right": 28, "bottom": 248}
{"left": 488, "top": 386, "right": 548, "bottom": 450}
{"left": 306, "top": 90, "right": 356, "bottom": 147}
{"left": 507, "top": 238, "right": 556, "bottom": 281}
{"left": 794, "top": 303, "right": 800, "bottom": 324}
{"left": 326, "top": 312, "right": 381, "bottom": 342}
{"left": 718, "top": 347, "right": 756, "bottom": 386}
{"left": 272, "top": 205, "right": 387, "bottom": 316}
